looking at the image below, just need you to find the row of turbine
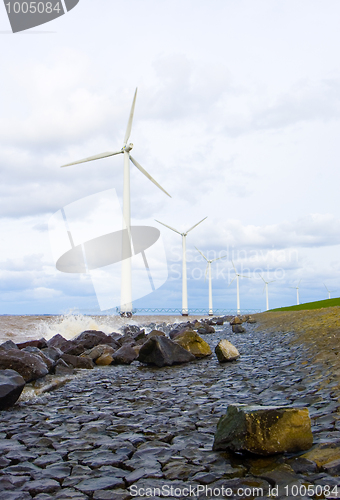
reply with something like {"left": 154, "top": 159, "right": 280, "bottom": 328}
{"left": 154, "top": 215, "right": 272, "bottom": 316}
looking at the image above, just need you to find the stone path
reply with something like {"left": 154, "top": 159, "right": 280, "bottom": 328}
{"left": 0, "top": 323, "right": 339, "bottom": 499}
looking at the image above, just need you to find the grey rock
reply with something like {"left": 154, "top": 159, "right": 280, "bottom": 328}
{"left": 0, "top": 350, "right": 48, "bottom": 382}
{"left": 0, "top": 369, "right": 25, "bottom": 409}
{"left": 137, "top": 336, "right": 195, "bottom": 367}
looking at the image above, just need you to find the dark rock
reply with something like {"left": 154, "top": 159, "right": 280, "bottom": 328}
{"left": 137, "top": 336, "right": 195, "bottom": 367}
{"left": 17, "top": 338, "right": 47, "bottom": 349}
{"left": 112, "top": 344, "right": 138, "bottom": 365}
{"left": 22, "top": 346, "right": 54, "bottom": 370}
{"left": 41, "top": 346, "right": 63, "bottom": 362}
{"left": 73, "top": 330, "right": 114, "bottom": 349}
{"left": 147, "top": 330, "right": 166, "bottom": 338}
{"left": 0, "top": 340, "right": 19, "bottom": 350}
{"left": 0, "top": 369, "right": 25, "bottom": 409}
{"left": 61, "top": 354, "right": 94, "bottom": 369}
{"left": 232, "top": 324, "right": 245, "bottom": 333}
{"left": 0, "top": 349, "right": 49, "bottom": 382}
{"left": 47, "top": 334, "right": 70, "bottom": 351}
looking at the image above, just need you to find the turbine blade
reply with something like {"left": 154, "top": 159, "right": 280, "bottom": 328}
{"left": 124, "top": 88, "right": 138, "bottom": 145}
{"left": 195, "top": 246, "right": 208, "bottom": 261}
{"left": 228, "top": 277, "right": 236, "bottom": 287}
{"left": 186, "top": 217, "right": 207, "bottom": 234}
{"left": 130, "top": 155, "right": 171, "bottom": 198}
{"left": 239, "top": 275, "right": 250, "bottom": 278}
{"left": 231, "top": 260, "right": 237, "bottom": 273}
{"left": 61, "top": 151, "right": 122, "bottom": 167}
{"left": 155, "top": 219, "right": 182, "bottom": 235}
{"left": 258, "top": 273, "right": 265, "bottom": 283}
{"left": 212, "top": 254, "right": 227, "bottom": 262}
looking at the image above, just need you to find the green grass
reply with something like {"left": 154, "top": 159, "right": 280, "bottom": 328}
{"left": 269, "top": 297, "right": 340, "bottom": 312}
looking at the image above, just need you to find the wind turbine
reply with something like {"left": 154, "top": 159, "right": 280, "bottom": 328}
{"left": 155, "top": 218, "right": 207, "bottom": 315}
{"left": 290, "top": 279, "right": 302, "bottom": 305}
{"left": 229, "top": 261, "right": 250, "bottom": 315}
{"left": 195, "top": 248, "right": 227, "bottom": 316}
{"left": 259, "top": 274, "right": 275, "bottom": 311}
{"left": 324, "top": 283, "right": 336, "bottom": 300}
{"left": 61, "top": 88, "right": 171, "bottom": 316}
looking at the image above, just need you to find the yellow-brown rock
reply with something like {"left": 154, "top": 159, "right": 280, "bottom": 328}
{"left": 95, "top": 353, "right": 114, "bottom": 366}
{"left": 215, "top": 340, "right": 240, "bottom": 362}
{"left": 213, "top": 405, "right": 313, "bottom": 455}
{"left": 173, "top": 330, "right": 212, "bottom": 358}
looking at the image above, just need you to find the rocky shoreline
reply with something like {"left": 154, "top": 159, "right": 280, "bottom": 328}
{"left": 0, "top": 315, "right": 339, "bottom": 499}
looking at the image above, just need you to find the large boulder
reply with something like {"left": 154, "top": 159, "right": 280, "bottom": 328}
{"left": 21, "top": 346, "right": 54, "bottom": 370}
{"left": 0, "top": 349, "right": 49, "bottom": 382}
{"left": 0, "top": 369, "right": 25, "bottom": 410}
{"left": 213, "top": 405, "right": 313, "bottom": 455}
{"left": 215, "top": 340, "right": 240, "bottom": 362}
{"left": 111, "top": 344, "right": 138, "bottom": 365}
{"left": 137, "top": 336, "right": 195, "bottom": 367}
{"left": 173, "top": 330, "right": 212, "bottom": 358}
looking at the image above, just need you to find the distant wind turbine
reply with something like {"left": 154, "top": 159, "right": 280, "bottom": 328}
{"left": 61, "top": 88, "right": 171, "bottom": 316}
{"left": 229, "top": 261, "right": 250, "bottom": 315}
{"left": 290, "top": 279, "right": 302, "bottom": 305}
{"left": 195, "top": 248, "right": 227, "bottom": 316}
{"left": 155, "top": 218, "right": 207, "bottom": 315}
{"left": 259, "top": 274, "right": 275, "bottom": 311}
{"left": 324, "top": 283, "right": 336, "bottom": 300}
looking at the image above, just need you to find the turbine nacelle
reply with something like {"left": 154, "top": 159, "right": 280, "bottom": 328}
{"left": 123, "top": 143, "right": 133, "bottom": 153}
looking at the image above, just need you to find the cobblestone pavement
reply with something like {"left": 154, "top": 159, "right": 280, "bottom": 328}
{"left": 0, "top": 324, "right": 339, "bottom": 500}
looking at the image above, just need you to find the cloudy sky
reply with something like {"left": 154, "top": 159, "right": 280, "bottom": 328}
{"left": 1, "top": 0, "right": 340, "bottom": 315}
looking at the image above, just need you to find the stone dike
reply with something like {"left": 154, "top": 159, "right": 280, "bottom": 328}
{"left": 0, "top": 316, "right": 339, "bottom": 499}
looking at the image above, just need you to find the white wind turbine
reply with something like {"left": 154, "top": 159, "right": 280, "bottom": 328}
{"left": 290, "top": 279, "right": 302, "bottom": 305}
{"left": 259, "top": 274, "right": 275, "bottom": 311}
{"left": 195, "top": 248, "right": 227, "bottom": 316}
{"left": 155, "top": 218, "right": 207, "bottom": 315}
{"left": 324, "top": 283, "right": 336, "bottom": 300}
{"left": 229, "top": 261, "right": 250, "bottom": 316}
{"left": 61, "top": 88, "right": 171, "bottom": 315}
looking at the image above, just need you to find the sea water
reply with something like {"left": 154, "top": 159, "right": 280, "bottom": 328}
{"left": 0, "top": 313, "right": 203, "bottom": 344}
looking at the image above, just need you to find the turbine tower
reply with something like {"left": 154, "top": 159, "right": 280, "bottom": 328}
{"left": 61, "top": 89, "right": 171, "bottom": 316}
{"left": 195, "top": 248, "right": 227, "bottom": 316}
{"left": 324, "top": 283, "right": 336, "bottom": 300}
{"left": 259, "top": 274, "right": 275, "bottom": 311}
{"left": 290, "top": 279, "right": 302, "bottom": 305}
{"left": 229, "top": 261, "right": 250, "bottom": 315}
{"left": 155, "top": 218, "right": 207, "bottom": 315}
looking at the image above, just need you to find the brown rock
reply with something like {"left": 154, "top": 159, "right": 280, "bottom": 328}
{"left": 215, "top": 340, "right": 240, "bottom": 362}
{"left": 230, "top": 316, "right": 243, "bottom": 325}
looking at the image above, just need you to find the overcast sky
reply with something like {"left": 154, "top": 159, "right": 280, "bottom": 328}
{"left": 1, "top": 0, "right": 340, "bottom": 315}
